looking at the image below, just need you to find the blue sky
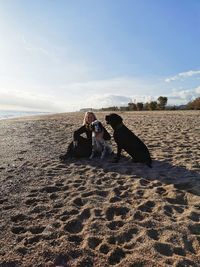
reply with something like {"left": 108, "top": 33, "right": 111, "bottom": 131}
{"left": 0, "top": 0, "right": 200, "bottom": 111}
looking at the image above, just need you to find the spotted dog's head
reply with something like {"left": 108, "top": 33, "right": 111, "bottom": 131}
{"left": 90, "top": 120, "right": 103, "bottom": 133}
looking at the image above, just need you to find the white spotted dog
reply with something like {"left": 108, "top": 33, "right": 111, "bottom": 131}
{"left": 89, "top": 120, "right": 112, "bottom": 159}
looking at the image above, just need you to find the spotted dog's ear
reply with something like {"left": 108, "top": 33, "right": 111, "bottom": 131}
{"left": 89, "top": 122, "right": 95, "bottom": 131}
{"left": 98, "top": 121, "right": 103, "bottom": 131}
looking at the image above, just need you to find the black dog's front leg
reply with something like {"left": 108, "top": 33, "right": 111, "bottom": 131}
{"left": 112, "top": 144, "right": 122, "bottom": 163}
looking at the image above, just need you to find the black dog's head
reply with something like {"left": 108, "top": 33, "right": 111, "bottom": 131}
{"left": 105, "top": 113, "right": 123, "bottom": 129}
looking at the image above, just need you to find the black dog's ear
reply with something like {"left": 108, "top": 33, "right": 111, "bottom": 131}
{"left": 105, "top": 115, "right": 110, "bottom": 123}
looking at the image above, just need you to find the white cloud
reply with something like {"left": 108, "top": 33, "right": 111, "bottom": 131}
{"left": 130, "top": 95, "right": 155, "bottom": 103}
{"left": 166, "top": 86, "right": 200, "bottom": 104}
{"left": 165, "top": 70, "right": 200, "bottom": 83}
{"left": 83, "top": 94, "right": 132, "bottom": 108}
{"left": 0, "top": 89, "right": 64, "bottom": 112}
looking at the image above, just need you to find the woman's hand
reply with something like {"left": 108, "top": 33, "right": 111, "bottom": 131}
{"left": 73, "top": 140, "right": 78, "bottom": 147}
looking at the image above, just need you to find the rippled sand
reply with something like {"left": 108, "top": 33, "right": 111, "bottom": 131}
{"left": 0, "top": 111, "right": 199, "bottom": 266}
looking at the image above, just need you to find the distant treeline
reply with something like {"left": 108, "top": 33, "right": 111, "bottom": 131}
{"left": 81, "top": 96, "right": 200, "bottom": 112}
{"left": 80, "top": 96, "right": 200, "bottom": 112}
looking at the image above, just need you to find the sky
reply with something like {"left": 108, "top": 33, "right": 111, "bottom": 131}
{"left": 0, "top": 0, "right": 200, "bottom": 112}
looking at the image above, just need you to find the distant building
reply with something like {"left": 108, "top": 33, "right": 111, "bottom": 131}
{"left": 79, "top": 108, "right": 98, "bottom": 112}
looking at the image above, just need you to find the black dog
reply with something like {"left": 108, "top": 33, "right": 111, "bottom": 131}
{"left": 105, "top": 113, "right": 152, "bottom": 167}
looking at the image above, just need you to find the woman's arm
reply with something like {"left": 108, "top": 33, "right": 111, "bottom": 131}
{"left": 73, "top": 125, "right": 87, "bottom": 141}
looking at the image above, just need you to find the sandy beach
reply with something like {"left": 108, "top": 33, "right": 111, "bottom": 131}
{"left": 0, "top": 110, "right": 199, "bottom": 267}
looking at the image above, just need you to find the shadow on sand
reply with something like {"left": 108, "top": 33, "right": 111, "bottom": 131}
{"left": 62, "top": 156, "right": 200, "bottom": 197}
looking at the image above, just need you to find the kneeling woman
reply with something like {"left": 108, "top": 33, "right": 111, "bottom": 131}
{"left": 60, "top": 112, "right": 111, "bottom": 161}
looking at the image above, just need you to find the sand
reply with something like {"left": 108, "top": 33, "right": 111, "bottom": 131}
{"left": 0, "top": 110, "right": 199, "bottom": 267}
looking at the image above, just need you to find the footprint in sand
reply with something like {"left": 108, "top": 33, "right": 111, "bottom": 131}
{"left": 63, "top": 207, "right": 92, "bottom": 234}
{"left": 87, "top": 236, "right": 102, "bottom": 250}
{"left": 74, "top": 178, "right": 85, "bottom": 186}
{"left": 72, "top": 197, "right": 85, "bottom": 207}
{"left": 49, "top": 193, "right": 60, "bottom": 200}
{"left": 15, "top": 245, "right": 28, "bottom": 256}
{"left": 3, "top": 205, "right": 15, "bottom": 210}
{"left": 99, "top": 243, "right": 110, "bottom": 254}
{"left": 25, "top": 198, "right": 38, "bottom": 206}
{"left": 40, "top": 185, "right": 62, "bottom": 193}
{"left": 146, "top": 228, "right": 159, "bottom": 240}
{"left": 29, "top": 204, "right": 47, "bottom": 214}
{"left": 154, "top": 242, "right": 173, "bottom": 256}
{"left": 109, "top": 196, "right": 121, "bottom": 203}
{"left": 28, "top": 225, "right": 45, "bottom": 234}
{"left": 107, "top": 228, "right": 138, "bottom": 245}
{"left": 94, "top": 209, "right": 103, "bottom": 217}
{"left": 81, "top": 191, "right": 94, "bottom": 198}
{"left": 107, "top": 220, "right": 124, "bottom": 231}
{"left": 117, "top": 228, "right": 138, "bottom": 244}
{"left": 54, "top": 181, "right": 64, "bottom": 187}
{"left": 163, "top": 205, "right": 174, "bottom": 217}
{"left": 108, "top": 247, "right": 126, "bottom": 265}
{"left": 165, "top": 190, "right": 188, "bottom": 205}
{"left": 105, "top": 206, "right": 130, "bottom": 221}
{"left": 79, "top": 208, "right": 91, "bottom": 221}
{"left": 24, "top": 235, "right": 43, "bottom": 245}
{"left": 68, "top": 234, "right": 83, "bottom": 245}
{"left": 95, "top": 178, "right": 102, "bottom": 185}
{"left": 173, "top": 246, "right": 186, "bottom": 256}
{"left": 11, "top": 213, "right": 28, "bottom": 223}
{"left": 64, "top": 219, "right": 83, "bottom": 234}
{"left": 73, "top": 183, "right": 83, "bottom": 189}
{"left": 189, "top": 223, "right": 200, "bottom": 235}
{"left": 11, "top": 226, "right": 27, "bottom": 234}
{"left": 53, "top": 201, "right": 63, "bottom": 209}
{"left": 172, "top": 205, "right": 184, "bottom": 214}
{"left": 94, "top": 189, "right": 109, "bottom": 197}
{"left": 77, "top": 186, "right": 86, "bottom": 191}
{"left": 188, "top": 211, "right": 200, "bottom": 222}
{"left": 133, "top": 210, "right": 145, "bottom": 221}
{"left": 120, "top": 190, "right": 130, "bottom": 198}
{"left": 134, "top": 189, "right": 144, "bottom": 198}
{"left": 155, "top": 186, "right": 167, "bottom": 195}
{"left": 137, "top": 200, "right": 155, "bottom": 213}
{"left": 116, "top": 179, "right": 125, "bottom": 185}
{"left": 112, "top": 187, "right": 121, "bottom": 197}
{"left": 138, "top": 179, "right": 150, "bottom": 186}
{"left": 60, "top": 208, "right": 79, "bottom": 221}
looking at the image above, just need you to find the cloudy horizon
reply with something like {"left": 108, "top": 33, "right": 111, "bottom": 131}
{"left": 0, "top": 1, "right": 199, "bottom": 112}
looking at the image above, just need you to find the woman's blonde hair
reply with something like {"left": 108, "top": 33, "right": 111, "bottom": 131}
{"left": 83, "top": 112, "right": 97, "bottom": 125}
